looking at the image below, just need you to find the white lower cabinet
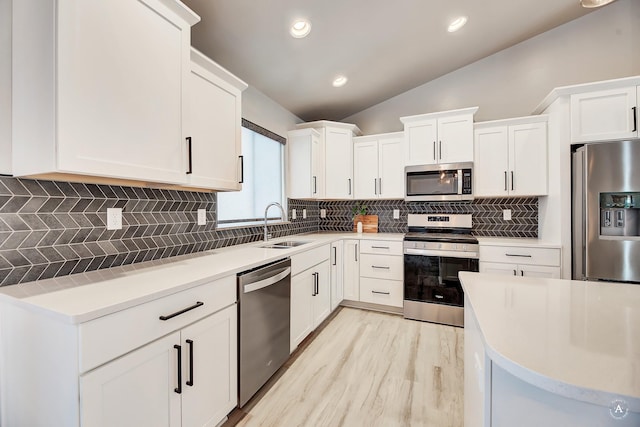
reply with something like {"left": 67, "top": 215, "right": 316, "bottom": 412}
{"left": 343, "top": 239, "right": 360, "bottom": 301}
{"left": 290, "top": 246, "right": 331, "bottom": 353}
{"left": 479, "top": 244, "right": 561, "bottom": 279}
{"left": 0, "top": 275, "right": 237, "bottom": 427}
{"left": 81, "top": 305, "right": 237, "bottom": 427}
{"left": 330, "top": 240, "right": 344, "bottom": 311}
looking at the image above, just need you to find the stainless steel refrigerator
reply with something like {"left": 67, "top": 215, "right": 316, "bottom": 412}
{"left": 572, "top": 139, "right": 640, "bottom": 283}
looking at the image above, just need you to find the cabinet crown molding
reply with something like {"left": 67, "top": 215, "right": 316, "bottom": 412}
{"left": 190, "top": 48, "right": 248, "bottom": 91}
{"left": 295, "top": 120, "right": 362, "bottom": 136}
{"left": 400, "top": 106, "right": 479, "bottom": 124}
{"left": 474, "top": 114, "right": 548, "bottom": 129}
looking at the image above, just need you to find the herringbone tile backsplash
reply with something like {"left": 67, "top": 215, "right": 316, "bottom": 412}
{"left": 0, "top": 177, "right": 317, "bottom": 286}
{"left": 0, "top": 175, "right": 538, "bottom": 287}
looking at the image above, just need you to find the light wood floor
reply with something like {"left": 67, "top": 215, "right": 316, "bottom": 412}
{"left": 227, "top": 307, "right": 464, "bottom": 427}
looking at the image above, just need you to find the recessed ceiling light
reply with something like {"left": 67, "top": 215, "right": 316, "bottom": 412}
{"left": 580, "top": 0, "right": 617, "bottom": 7}
{"left": 290, "top": 19, "right": 311, "bottom": 38}
{"left": 447, "top": 16, "right": 468, "bottom": 33}
{"left": 332, "top": 76, "right": 348, "bottom": 87}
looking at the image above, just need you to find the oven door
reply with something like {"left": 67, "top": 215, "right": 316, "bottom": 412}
{"left": 404, "top": 254, "right": 479, "bottom": 306}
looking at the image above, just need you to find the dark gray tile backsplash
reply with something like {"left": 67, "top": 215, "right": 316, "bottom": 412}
{"left": 0, "top": 177, "right": 317, "bottom": 286}
{"left": 0, "top": 175, "right": 537, "bottom": 287}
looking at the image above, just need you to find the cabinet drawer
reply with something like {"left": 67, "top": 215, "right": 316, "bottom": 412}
{"left": 359, "top": 240, "right": 403, "bottom": 255}
{"left": 360, "top": 254, "right": 403, "bottom": 280}
{"left": 291, "top": 245, "right": 330, "bottom": 276}
{"left": 79, "top": 275, "right": 236, "bottom": 373}
{"left": 479, "top": 245, "right": 560, "bottom": 267}
{"left": 359, "top": 278, "right": 403, "bottom": 307}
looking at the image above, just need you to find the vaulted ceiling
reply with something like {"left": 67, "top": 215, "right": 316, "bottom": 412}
{"left": 182, "top": 0, "right": 593, "bottom": 121}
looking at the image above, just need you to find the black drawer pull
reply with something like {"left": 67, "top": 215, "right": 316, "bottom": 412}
{"left": 633, "top": 107, "right": 637, "bottom": 133}
{"left": 371, "top": 246, "right": 390, "bottom": 250}
{"left": 371, "top": 265, "right": 390, "bottom": 269}
{"left": 186, "top": 137, "right": 193, "bottom": 175}
{"left": 186, "top": 339, "right": 194, "bottom": 387}
{"left": 174, "top": 344, "right": 182, "bottom": 394}
{"left": 505, "top": 254, "right": 532, "bottom": 258}
{"left": 239, "top": 155, "right": 244, "bottom": 183}
{"left": 159, "top": 301, "right": 204, "bottom": 321}
{"left": 372, "top": 290, "right": 390, "bottom": 295}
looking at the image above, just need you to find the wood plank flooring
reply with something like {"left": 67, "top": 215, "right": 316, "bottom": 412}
{"left": 227, "top": 307, "right": 464, "bottom": 427}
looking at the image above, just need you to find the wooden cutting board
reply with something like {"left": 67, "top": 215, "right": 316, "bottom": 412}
{"left": 353, "top": 215, "right": 378, "bottom": 233}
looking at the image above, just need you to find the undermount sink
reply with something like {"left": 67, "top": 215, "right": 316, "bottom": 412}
{"left": 260, "top": 240, "right": 311, "bottom": 249}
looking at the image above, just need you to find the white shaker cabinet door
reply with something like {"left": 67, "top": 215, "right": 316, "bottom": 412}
{"left": 330, "top": 240, "right": 345, "bottom": 311}
{"left": 519, "top": 264, "right": 560, "bottom": 279}
{"left": 479, "top": 262, "right": 518, "bottom": 276}
{"left": 474, "top": 126, "right": 509, "bottom": 197}
{"left": 405, "top": 119, "right": 438, "bottom": 166}
{"left": 181, "top": 305, "right": 238, "bottom": 427}
{"left": 509, "top": 122, "right": 548, "bottom": 197}
{"left": 80, "top": 332, "right": 182, "bottom": 427}
{"left": 56, "top": 0, "right": 192, "bottom": 184}
{"left": 312, "top": 260, "right": 332, "bottom": 328}
{"left": 187, "top": 51, "right": 243, "bottom": 191}
{"left": 438, "top": 114, "right": 474, "bottom": 164}
{"left": 570, "top": 86, "right": 638, "bottom": 143}
{"left": 353, "top": 141, "right": 379, "bottom": 199}
{"left": 378, "top": 135, "right": 404, "bottom": 199}
{"left": 343, "top": 240, "right": 361, "bottom": 301}
{"left": 324, "top": 128, "right": 354, "bottom": 199}
{"left": 290, "top": 270, "right": 314, "bottom": 353}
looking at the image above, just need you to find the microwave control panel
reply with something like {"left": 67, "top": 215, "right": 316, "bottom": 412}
{"left": 461, "top": 169, "right": 472, "bottom": 195}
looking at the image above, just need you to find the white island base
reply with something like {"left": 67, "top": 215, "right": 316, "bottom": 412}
{"left": 461, "top": 272, "right": 639, "bottom": 427}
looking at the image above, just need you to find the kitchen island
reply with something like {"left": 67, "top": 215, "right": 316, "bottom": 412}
{"left": 460, "top": 272, "right": 639, "bottom": 427}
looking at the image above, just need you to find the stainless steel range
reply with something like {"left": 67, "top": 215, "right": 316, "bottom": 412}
{"left": 403, "top": 214, "right": 479, "bottom": 327}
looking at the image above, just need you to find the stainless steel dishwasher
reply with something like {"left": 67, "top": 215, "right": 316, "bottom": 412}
{"left": 237, "top": 258, "right": 291, "bottom": 407}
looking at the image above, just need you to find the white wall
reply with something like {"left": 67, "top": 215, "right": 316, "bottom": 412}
{"left": 343, "top": 0, "right": 640, "bottom": 134}
{"left": 0, "top": 0, "right": 11, "bottom": 174}
{"left": 242, "top": 85, "right": 302, "bottom": 139}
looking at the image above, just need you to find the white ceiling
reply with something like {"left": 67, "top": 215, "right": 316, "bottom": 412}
{"left": 182, "top": 0, "right": 593, "bottom": 122}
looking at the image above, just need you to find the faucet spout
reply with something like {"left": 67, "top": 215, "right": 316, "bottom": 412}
{"left": 264, "top": 202, "right": 286, "bottom": 241}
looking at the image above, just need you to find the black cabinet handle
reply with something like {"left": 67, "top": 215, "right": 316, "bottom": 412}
{"left": 186, "top": 339, "right": 194, "bottom": 387}
{"left": 174, "top": 344, "right": 182, "bottom": 394}
{"left": 355, "top": 244, "right": 358, "bottom": 262}
{"left": 510, "top": 171, "right": 514, "bottom": 191}
{"left": 159, "top": 301, "right": 204, "bottom": 321}
{"left": 371, "top": 265, "right": 390, "bottom": 269}
{"left": 313, "top": 176, "right": 317, "bottom": 194}
{"left": 433, "top": 141, "right": 436, "bottom": 160}
{"left": 333, "top": 246, "right": 337, "bottom": 266}
{"left": 315, "top": 272, "right": 319, "bottom": 295}
{"left": 378, "top": 178, "right": 382, "bottom": 195}
{"left": 348, "top": 178, "right": 351, "bottom": 195}
{"left": 372, "top": 290, "right": 390, "bottom": 295}
{"left": 504, "top": 171, "right": 507, "bottom": 191}
{"left": 371, "top": 246, "right": 390, "bottom": 250}
{"left": 633, "top": 107, "right": 637, "bottom": 133}
{"left": 374, "top": 179, "right": 377, "bottom": 195}
{"left": 439, "top": 141, "right": 442, "bottom": 160}
{"left": 186, "top": 137, "right": 193, "bottom": 175}
{"left": 513, "top": 269, "right": 517, "bottom": 276}
{"left": 238, "top": 155, "right": 244, "bottom": 183}
{"left": 520, "top": 270, "right": 524, "bottom": 277}
{"left": 311, "top": 272, "right": 317, "bottom": 296}
{"left": 505, "top": 254, "right": 532, "bottom": 258}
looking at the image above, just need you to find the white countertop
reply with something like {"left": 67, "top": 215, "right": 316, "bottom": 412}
{"left": 460, "top": 271, "right": 640, "bottom": 410}
{"left": 475, "top": 237, "right": 560, "bottom": 248}
{"left": 0, "top": 232, "right": 404, "bottom": 324}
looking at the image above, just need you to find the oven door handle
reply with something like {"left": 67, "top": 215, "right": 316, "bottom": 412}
{"left": 403, "top": 248, "right": 479, "bottom": 259}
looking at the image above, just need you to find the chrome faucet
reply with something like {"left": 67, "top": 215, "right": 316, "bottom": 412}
{"left": 264, "top": 202, "right": 286, "bottom": 241}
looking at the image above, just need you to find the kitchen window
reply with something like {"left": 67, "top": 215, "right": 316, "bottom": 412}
{"left": 217, "top": 121, "right": 285, "bottom": 227}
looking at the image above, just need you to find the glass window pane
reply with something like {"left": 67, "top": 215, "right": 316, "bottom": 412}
{"left": 218, "top": 126, "right": 284, "bottom": 224}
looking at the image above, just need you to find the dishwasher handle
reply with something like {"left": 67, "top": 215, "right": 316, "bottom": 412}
{"left": 243, "top": 267, "right": 291, "bottom": 293}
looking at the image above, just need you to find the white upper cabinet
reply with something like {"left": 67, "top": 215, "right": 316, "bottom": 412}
{"left": 353, "top": 132, "right": 404, "bottom": 199}
{"left": 287, "top": 128, "right": 322, "bottom": 199}
{"left": 570, "top": 86, "right": 638, "bottom": 143}
{"left": 474, "top": 117, "right": 548, "bottom": 197}
{"left": 401, "top": 107, "right": 478, "bottom": 166}
{"left": 186, "top": 49, "right": 247, "bottom": 191}
{"left": 12, "top": 0, "right": 200, "bottom": 185}
{"left": 290, "top": 121, "right": 361, "bottom": 200}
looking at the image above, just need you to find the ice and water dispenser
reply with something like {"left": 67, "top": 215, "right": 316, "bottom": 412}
{"left": 600, "top": 193, "right": 640, "bottom": 237}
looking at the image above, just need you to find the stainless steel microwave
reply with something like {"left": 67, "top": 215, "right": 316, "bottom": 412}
{"left": 405, "top": 162, "right": 473, "bottom": 201}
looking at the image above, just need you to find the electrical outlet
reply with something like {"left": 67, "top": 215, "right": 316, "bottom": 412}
{"left": 303, "top": 209, "right": 307, "bottom": 219}
{"left": 291, "top": 209, "right": 297, "bottom": 220}
{"left": 197, "top": 209, "right": 206, "bottom": 225}
{"left": 503, "top": 209, "right": 512, "bottom": 221}
{"left": 320, "top": 209, "right": 327, "bottom": 218}
{"left": 106, "top": 208, "right": 122, "bottom": 230}
{"left": 393, "top": 209, "right": 400, "bottom": 219}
